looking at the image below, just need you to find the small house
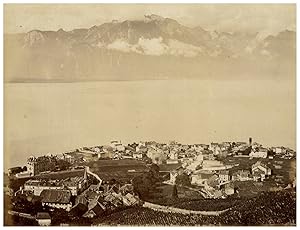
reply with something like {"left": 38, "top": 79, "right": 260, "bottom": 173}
{"left": 122, "top": 193, "right": 139, "bottom": 206}
{"left": 191, "top": 172, "right": 214, "bottom": 186}
{"left": 252, "top": 161, "right": 271, "bottom": 181}
{"left": 219, "top": 170, "right": 230, "bottom": 183}
{"left": 252, "top": 161, "right": 272, "bottom": 176}
{"left": 36, "top": 212, "right": 51, "bottom": 226}
{"left": 83, "top": 197, "right": 106, "bottom": 218}
{"left": 224, "top": 183, "right": 235, "bottom": 195}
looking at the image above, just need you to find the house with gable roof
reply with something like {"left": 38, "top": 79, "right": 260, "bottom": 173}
{"left": 40, "top": 189, "right": 72, "bottom": 211}
{"left": 82, "top": 196, "right": 106, "bottom": 218}
{"left": 251, "top": 161, "right": 271, "bottom": 181}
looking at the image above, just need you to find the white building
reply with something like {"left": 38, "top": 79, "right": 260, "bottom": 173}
{"left": 219, "top": 170, "right": 230, "bottom": 183}
{"left": 169, "top": 151, "right": 178, "bottom": 160}
{"left": 133, "top": 152, "right": 143, "bottom": 159}
{"left": 191, "top": 173, "right": 214, "bottom": 186}
{"left": 250, "top": 149, "right": 268, "bottom": 158}
{"left": 209, "top": 143, "right": 221, "bottom": 155}
{"left": 169, "top": 171, "right": 178, "bottom": 185}
{"left": 24, "top": 169, "right": 88, "bottom": 196}
{"left": 110, "top": 140, "right": 125, "bottom": 152}
{"left": 15, "top": 171, "right": 32, "bottom": 178}
{"left": 166, "top": 159, "right": 179, "bottom": 164}
{"left": 275, "top": 147, "right": 285, "bottom": 154}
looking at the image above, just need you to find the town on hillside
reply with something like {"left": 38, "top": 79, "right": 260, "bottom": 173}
{"left": 4, "top": 137, "right": 296, "bottom": 226}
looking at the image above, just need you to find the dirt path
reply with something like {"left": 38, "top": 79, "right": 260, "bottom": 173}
{"left": 8, "top": 210, "right": 35, "bottom": 219}
{"left": 143, "top": 201, "right": 230, "bottom": 216}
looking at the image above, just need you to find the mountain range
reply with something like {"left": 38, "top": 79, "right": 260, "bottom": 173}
{"left": 4, "top": 14, "right": 296, "bottom": 82}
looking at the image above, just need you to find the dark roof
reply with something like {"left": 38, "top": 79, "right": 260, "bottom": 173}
{"left": 207, "top": 174, "right": 219, "bottom": 188}
{"left": 252, "top": 161, "right": 269, "bottom": 169}
{"left": 89, "top": 201, "right": 105, "bottom": 215}
{"left": 219, "top": 170, "right": 229, "bottom": 175}
{"left": 70, "top": 202, "right": 88, "bottom": 217}
{"left": 84, "top": 190, "right": 99, "bottom": 201}
{"left": 253, "top": 169, "right": 265, "bottom": 176}
{"left": 199, "top": 173, "right": 215, "bottom": 179}
{"left": 119, "top": 184, "right": 134, "bottom": 193}
{"left": 89, "top": 184, "right": 100, "bottom": 191}
{"left": 41, "top": 189, "right": 71, "bottom": 204}
{"left": 75, "top": 195, "right": 88, "bottom": 206}
{"left": 237, "top": 170, "right": 250, "bottom": 176}
{"left": 36, "top": 212, "right": 51, "bottom": 220}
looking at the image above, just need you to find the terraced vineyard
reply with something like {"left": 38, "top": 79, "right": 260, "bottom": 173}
{"left": 93, "top": 190, "right": 296, "bottom": 226}
{"left": 171, "top": 198, "right": 242, "bottom": 211}
{"left": 94, "top": 207, "right": 219, "bottom": 226}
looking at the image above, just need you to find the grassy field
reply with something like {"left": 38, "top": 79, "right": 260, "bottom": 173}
{"left": 233, "top": 180, "right": 279, "bottom": 197}
{"left": 86, "top": 159, "right": 148, "bottom": 183}
{"left": 87, "top": 159, "right": 147, "bottom": 172}
{"left": 87, "top": 159, "right": 145, "bottom": 166}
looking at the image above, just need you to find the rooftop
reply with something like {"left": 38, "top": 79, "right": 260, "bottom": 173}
{"left": 41, "top": 189, "right": 71, "bottom": 204}
{"left": 36, "top": 212, "right": 51, "bottom": 220}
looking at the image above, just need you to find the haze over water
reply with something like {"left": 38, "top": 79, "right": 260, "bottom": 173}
{"left": 4, "top": 79, "right": 295, "bottom": 169}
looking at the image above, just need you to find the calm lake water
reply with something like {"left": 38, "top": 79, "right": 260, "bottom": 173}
{"left": 4, "top": 79, "right": 296, "bottom": 169}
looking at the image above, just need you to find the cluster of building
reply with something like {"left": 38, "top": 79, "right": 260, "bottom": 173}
{"left": 22, "top": 175, "right": 88, "bottom": 197}
{"left": 72, "top": 183, "right": 140, "bottom": 218}
{"left": 13, "top": 166, "right": 140, "bottom": 225}
{"left": 160, "top": 138, "right": 295, "bottom": 199}
{"left": 13, "top": 154, "right": 73, "bottom": 178}
{"left": 169, "top": 159, "right": 273, "bottom": 199}
{"left": 10, "top": 137, "right": 294, "bottom": 179}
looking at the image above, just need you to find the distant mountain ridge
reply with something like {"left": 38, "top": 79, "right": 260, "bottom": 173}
{"left": 4, "top": 14, "right": 296, "bottom": 82}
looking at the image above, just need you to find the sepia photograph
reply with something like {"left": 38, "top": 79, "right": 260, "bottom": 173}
{"left": 3, "top": 3, "right": 296, "bottom": 226}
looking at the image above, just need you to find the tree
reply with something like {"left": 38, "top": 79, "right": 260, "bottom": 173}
{"left": 56, "top": 159, "right": 71, "bottom": 171}
{"left": 132, "top": 174, "right": 151, "bottom": 199}
{"left": 51, "top": 209, "right": 70, "bottom": 226}
{"left": 132, "top": 165, "right": 160, "bottom": 199}
{"left": 142, "top": 154, "right": 152, "bottom": 164}
{"left": 149, "top": 164, "right": 159, "bottom": 176}
{"left": 172, "top": 185, "right": 178, "bottom": 198}
{"left": 175, "top": 173, "right": 191, "bottom": 186}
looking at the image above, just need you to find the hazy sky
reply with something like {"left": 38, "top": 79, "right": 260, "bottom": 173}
{"left": 4, "top": 4, "right": 296, "bottom": 35}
